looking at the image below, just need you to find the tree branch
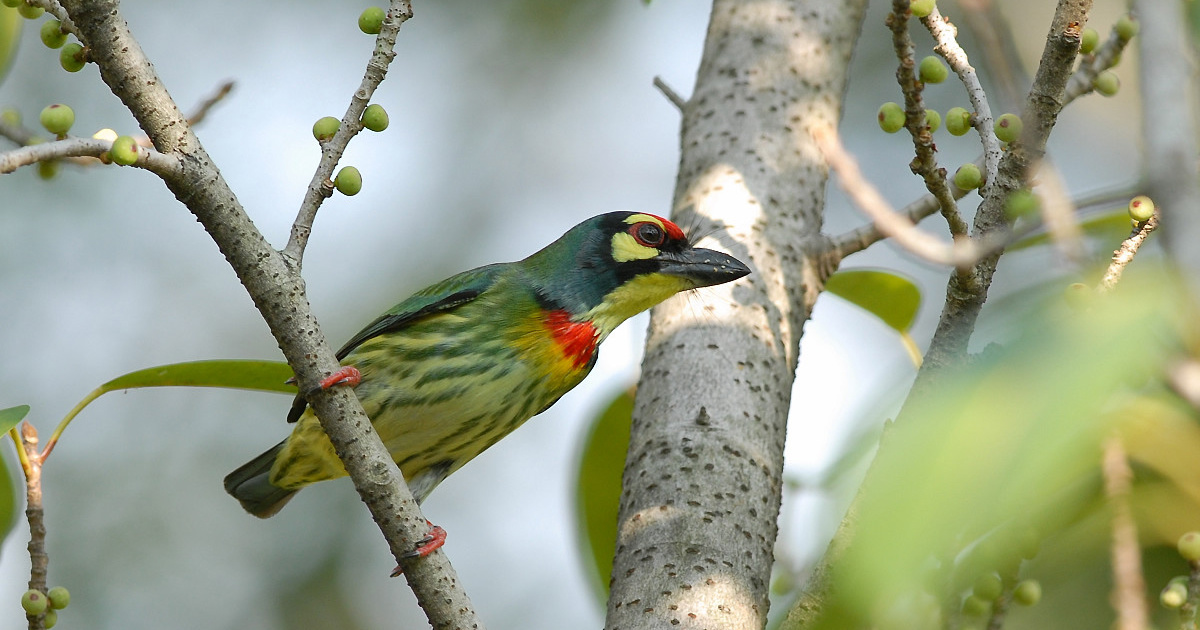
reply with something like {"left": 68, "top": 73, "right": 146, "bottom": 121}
{"left": 789, "top": 4, "right": 1092, "bottom": 627}
{"left": 282, "top": 3, "right": 413, "bottom": 266}
{"left": 1097, "top": 206, "right": 1159, "bottom": 294}
{"left": 52, "top": 1, "right": 483, "bottom": 627}
{"left": 1103, "top": 435, "right": 1149, "bottom": 630}
{"left": 605, "top": 1, "right": 868, "bottom": 629}
{"left": 957, "top": 0, "right": 1029, "bottom": 111}
{"left": 653, "top": 76, "right": 687, "bottom": 111}
{"left": 825, "top": 190, "right": 943, "bottom": 260}
{"left": 921, "top": 0, "right": 1090, "bottom": 372}
{"left": 814, "top": 123, "right": 1016, "bottom": 268}
{"left": 1065, "top": 19, "right": 1134, "bottom": 103}
{"left": 19, "top": 424, "right": 47, "bottom": 630}
{"left": 887, "top": 0, "right": 969, "bottom": 239}
{"left": 0, "top": 136, "right": 180, "bottom": 176}
{"left": 922, "top": 3, "right": 1002, "bottom": 193}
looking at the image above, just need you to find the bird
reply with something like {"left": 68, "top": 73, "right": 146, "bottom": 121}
{"left": 224, "top": 211, "right": 750, "bottom": 560}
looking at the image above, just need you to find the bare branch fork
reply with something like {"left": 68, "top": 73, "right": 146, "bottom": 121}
{"left": 829, "top": 1, "right": 1129, "bottom": 270}
{"left": 39, "top": 1, "right": 484, "bottom": 627}
{"left": 814, "top": 124, "right": 1016, "bottom": 269}
{"left": 283, "top": 7, "right": 408, "bottom": 264}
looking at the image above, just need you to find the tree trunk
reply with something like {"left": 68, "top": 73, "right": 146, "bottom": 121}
{"left": 603, "top": 2, "right": 868, "bottom": 629}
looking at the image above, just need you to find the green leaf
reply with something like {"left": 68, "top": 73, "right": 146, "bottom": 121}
{"left": 575, "top": 387, "right": 634, "bottom": 599}
{"left": 0, "top": 6, "right": 18, "bottom": 88}
{"left": 826, "top": 274, "right": 1181, "bottom": 627}
{"left": 0, "top": 404, "right": 29, "bottom": 435}
{"left": 825, "top": 269, "right": 921, "bottom": 332}
{"left": 1007, "top": 208, "right": 1131, "bottom": 252}
{"left": 50, "top": 361, "right": 296, "bottom": 446}
{"left": 0, "top": 405, "right": 27, "bottom": 553}
{"left": 0, "top": 448, "right": 15, "bottom": 555}
{"left": 99, "top": 359, "right": 296, "bottom": 394}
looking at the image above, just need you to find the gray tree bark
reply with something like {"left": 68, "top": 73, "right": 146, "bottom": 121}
{"left": 604, "top": 2, "right": 868, "bottom": 629}
{"left": 1134, "top": 0, "right": 1200, "bottom": 285}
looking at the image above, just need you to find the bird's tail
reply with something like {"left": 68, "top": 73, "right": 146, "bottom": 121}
{"left": 224, "top": 441, "right": 297, "bottom": 518}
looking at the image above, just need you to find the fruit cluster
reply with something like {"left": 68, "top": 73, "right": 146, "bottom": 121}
{"left": 20, "top": 586, "right": 70, "bottom": 628}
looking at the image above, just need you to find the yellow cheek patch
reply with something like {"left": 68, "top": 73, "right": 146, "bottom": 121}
{"left": 611, "top": 232, "right": 659, "bottom": 263}
{"left": 611, "top": 213, "right": 671, "bottom": 263}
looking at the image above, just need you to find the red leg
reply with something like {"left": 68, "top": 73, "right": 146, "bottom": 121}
{"left": 310, "top": 366, "right": 361, "bottom": 393}
{"left": 390, "top": 520, "right": 447, "bottom": 577}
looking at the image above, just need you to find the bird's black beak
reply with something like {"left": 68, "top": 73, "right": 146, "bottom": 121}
{"left": 656, "top": 247, "right": 751, "bottom": 288}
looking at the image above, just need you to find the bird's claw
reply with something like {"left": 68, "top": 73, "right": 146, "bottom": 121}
{"left": 304, "top": 366, "right": 362, "bottom": 395}
{"left": 389, "top": 521, "right": 447, "bottom": 577}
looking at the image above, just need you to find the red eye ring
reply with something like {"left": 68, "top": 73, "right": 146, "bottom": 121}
{"left": 630, "top": 222, "right": 666, "bottom": 247}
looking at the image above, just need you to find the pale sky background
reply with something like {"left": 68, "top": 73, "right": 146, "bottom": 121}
{"left": 0, "top": 0, "right": 1138, "bottom": 628}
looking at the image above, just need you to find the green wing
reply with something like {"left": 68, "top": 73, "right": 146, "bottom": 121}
{"left": 286, "top": 263, "right": 508, "bottom": 423}
{"left": 335, "top": 262, "right": 508, "bottom": 360}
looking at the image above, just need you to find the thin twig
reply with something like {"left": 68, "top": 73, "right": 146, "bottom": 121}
{"left": 826, "top": 190, "right": 942, "bottom": 260}
{"left": 0, "top": 116, "right": 39, "bottom": 147}
{"left": 957, "top": 0, "right": 1029, "bottom": 111}
{"left": 814, "top": 123, "right": 1011, "bottom": 268}
{"left": 1097, "top": 207, "right": 1159, "bottom": 293}
{"left": 29, "top": 0, "right": 78, "bottom": 39}
{"left": 1103, "top": 434, "right": 1148, "bottom": 630}
{"left": 1182, "top": 558, "right": 1200, "bottom": 630}
{"left": 922, "top": 4, "right": 1002, "bottom": 196}
{"left": 1, "top": 80, "right": 233, "bottom": 171}
{"left": 887, "top": 1, "right": 969, "bottom": 238}
{"left": 282, "top": 2, "right": 414, "bottom": 267}
{"left": 0, "top": 136, "right": 181, "bottom": 176}
{"left": 20, "top": 423, "right": 48, "bottom": 630}
{"left": 652, "top": 76, "right": 686, "bottom": 111}
{"left": 985, "top": 583, "right": 1015, "bottom": 630}
{"left": 1064, "top": 22, "right": 1134, "bottom": 104}
{"left": 1035, "top": 160, "right": 1086, "bottom": 263}
{"left": 1074, "top": 184, "right": 1143, "bottom": 215}
{"left": 185, "top": 80, "right": 234, "bottom": 127}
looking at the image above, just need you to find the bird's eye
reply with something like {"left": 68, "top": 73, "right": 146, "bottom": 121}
{"left": 631, "top": 222, "right": 665, "bottom": 247}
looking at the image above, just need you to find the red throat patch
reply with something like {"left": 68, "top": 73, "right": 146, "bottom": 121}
{"left": 543, "top": 310, "right": 599, "bottom": 370}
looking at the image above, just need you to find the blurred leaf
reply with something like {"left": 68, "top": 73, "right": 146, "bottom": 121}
{"left": 0, "top": 6, "right": 19, "bottom": 87}
{"left": 0, "top": 404, "right": 29, "bottom": 434}
{"left": 277, "top": 539, "right": 369, "bottom": 630}
{"left": 825, "top": 269, "right": 921, "bottom": 333}
{"left": 0, "top": 405, "right": 27, "bottom": 553}
{"left": 99, "top": 359, "right": 296, "bottom": 394}
{"left": 1007, "top": 209, "right": 1131, "bottom": 252}
{"left": 0, "top": 448, "right": 15, "bottom": 555}
{"left": 1190, "top": 0, "right": 1200, "bottom": 49}
{"left": 575, "top": 387, "right": 634, "bottom": 599}
{"left": 819, "top": 275, "right": 1183, "bottom": 628}
{"left": 1121, "top": 395, "right": 1200, "bottom": 504}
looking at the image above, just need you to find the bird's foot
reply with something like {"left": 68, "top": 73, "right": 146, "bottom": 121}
{"left": 390, "top": 521, "right": 447, "bottom": 577}
{"left": 305, "top": 366, "right": 361, "bottom": 395}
